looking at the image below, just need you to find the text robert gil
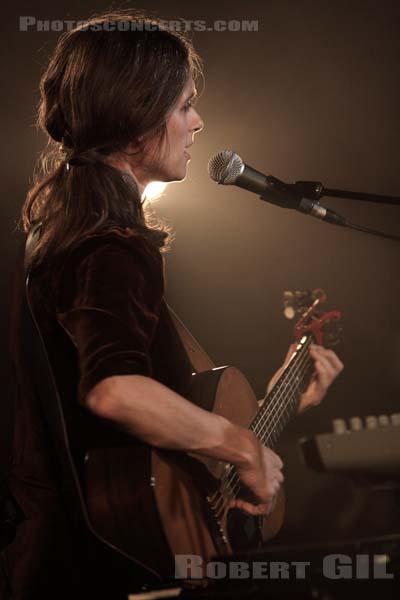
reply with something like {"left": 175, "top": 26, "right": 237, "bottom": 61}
{"left": 175, "top": 554, "right": 395, "bottom": 580}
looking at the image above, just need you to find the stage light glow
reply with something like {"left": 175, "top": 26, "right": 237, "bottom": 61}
{"left": 142, "top": 181, "right": 168, "bottom": 201}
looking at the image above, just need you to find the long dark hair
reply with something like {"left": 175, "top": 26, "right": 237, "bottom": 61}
{"left": 22, "top": 10, "right": 202, "bottom": 269}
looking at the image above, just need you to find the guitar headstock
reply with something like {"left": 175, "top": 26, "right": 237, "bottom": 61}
{"left": 283, "top": 289, "right": 342, "bottom": 347}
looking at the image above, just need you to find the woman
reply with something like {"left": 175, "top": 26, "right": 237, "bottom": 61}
{"left": 1, "top": 10, "right": 343, "bottom": 599}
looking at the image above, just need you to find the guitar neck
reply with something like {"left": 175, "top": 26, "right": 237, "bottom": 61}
{"left": 250, "top": 334, "right": 315, "bottom": 449}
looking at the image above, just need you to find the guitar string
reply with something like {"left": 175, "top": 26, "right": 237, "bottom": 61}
{"left": 254, "top": 336, "right": 313, "bottom": 440}
{"left": 208, "top": 341, "right": 313, "bottom": 516}
{"left": 220, "top": 350, "right": 313, "bottom": 505}
{"left": 220, "top": 337, "right": 313, "bottom": 498}
{"left": 210, "top": 350, "right": 313, "bottom": 518}
{"left": 213, "top": 349, "right": 313, "bottom": 516}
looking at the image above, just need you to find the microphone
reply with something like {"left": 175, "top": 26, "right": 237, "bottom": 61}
{"left": 208, "top": 150, "right": 346, "bottom": 226}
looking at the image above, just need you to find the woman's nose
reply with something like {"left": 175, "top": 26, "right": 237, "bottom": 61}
{"left": 192, "top": 111, "right": 204, "bottom": 134}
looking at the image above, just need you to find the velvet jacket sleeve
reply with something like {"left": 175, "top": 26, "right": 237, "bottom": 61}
{"left": 55, "top": 234, "right": 164, "bottom": 404}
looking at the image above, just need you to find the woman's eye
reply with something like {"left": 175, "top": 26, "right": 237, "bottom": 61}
{"left": 183, "top": 98, "right": 197, "bottom": 112}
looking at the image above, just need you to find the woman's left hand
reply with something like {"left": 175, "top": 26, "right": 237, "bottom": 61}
{"left": 266, "top": 343, "right": 344, "bottom": 413}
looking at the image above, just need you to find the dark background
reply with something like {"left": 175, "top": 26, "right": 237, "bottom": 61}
{"left": 1, "top": 0, "right": 399, "bottom": 546}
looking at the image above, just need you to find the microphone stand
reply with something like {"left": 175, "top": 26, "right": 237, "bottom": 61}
{"left": 262, "top": 178, "right": 400, "bottom": 242}
{"left": 292, "top": 181, "right": 400, "bottom": 206}
{"left": 295, "top": 181, "right": 400, "bottom": 241}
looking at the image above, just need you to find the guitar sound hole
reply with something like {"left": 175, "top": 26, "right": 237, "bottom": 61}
{"left": 226, "top": 508, "right": 262, "bottom": 551}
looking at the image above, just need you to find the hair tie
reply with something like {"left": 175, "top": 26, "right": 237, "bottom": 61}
{"left": 63, "top": 147, "right": 103, "bottom": 169}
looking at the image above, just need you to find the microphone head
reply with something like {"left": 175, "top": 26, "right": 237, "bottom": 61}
{"left": 208, "top": 150, "right": 244, "bottom": 185}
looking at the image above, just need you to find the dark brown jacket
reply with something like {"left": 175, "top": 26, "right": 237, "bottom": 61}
{"left": 1, "top": 231, "right": 193, "bottom": 599}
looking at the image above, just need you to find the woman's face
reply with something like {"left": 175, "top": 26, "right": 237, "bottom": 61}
{"left": 136, "top": 75, "right": 204, "bottom": 184}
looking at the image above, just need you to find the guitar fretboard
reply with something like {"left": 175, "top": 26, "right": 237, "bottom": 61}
{"left": 219, "top": 334, "right": 316, "bottom": 501}
{"left": 250, "top": 334, "right": 315, "bottom": 449}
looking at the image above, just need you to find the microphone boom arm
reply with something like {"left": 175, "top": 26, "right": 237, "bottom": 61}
{"left": 293, "top": 180, "right": 400, "bottom": 206}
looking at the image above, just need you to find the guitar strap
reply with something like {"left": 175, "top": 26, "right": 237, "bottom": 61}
{"left": 166, "top": 306, "right": 216, "bottom": 373}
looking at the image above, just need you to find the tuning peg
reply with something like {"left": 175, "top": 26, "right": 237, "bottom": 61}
{"left": 283, "top": 289, "right": 320, "bottom": 320}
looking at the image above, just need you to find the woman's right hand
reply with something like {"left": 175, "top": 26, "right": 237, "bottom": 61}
{"left": 230, "top": 435, "right": 284, "bottom": 516}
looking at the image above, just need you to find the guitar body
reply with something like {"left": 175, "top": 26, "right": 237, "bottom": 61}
{"left": 84, "top": 366, "right": 285, "bottom": 580}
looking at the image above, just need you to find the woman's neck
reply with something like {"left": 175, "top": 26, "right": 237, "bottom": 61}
{"left": 105, "top": 153, "right": 149, "bottom": 198}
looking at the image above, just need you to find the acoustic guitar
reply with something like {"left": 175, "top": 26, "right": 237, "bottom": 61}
{"left": 84, "top": 294, "right": 341, "bottom": 580}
